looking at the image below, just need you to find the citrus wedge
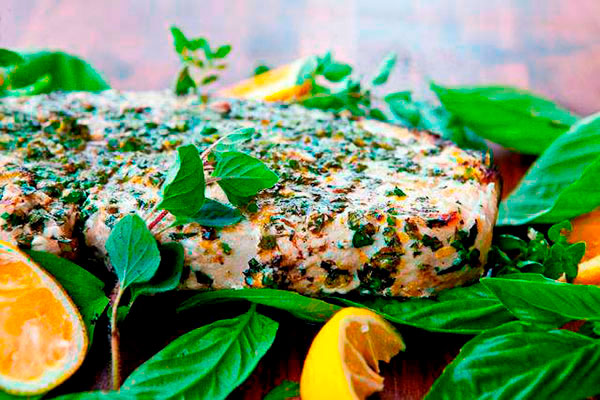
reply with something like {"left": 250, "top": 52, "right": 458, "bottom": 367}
{"left": 300, "top": 307, "right": 405, "bottom": 400}
{"left": 0, "top": 240, "right": 87, "bottom": 395}
{"left": 568, "top": 209, "right": 600, "bottom": 285}
{"left": 219, "top": 58, "right": 311, "bottom": 102}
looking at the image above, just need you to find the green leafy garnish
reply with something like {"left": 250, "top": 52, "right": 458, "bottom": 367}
{"left": 1, "top": 49, "right": 109, "bottom": 97}
{"left": 156, "top": 144, "right": 205, "bottom": 217}
{"left": 431, "top": 83, "right": 579, "bottom": 155}
{"left": 171, "top": 198, "right": 243, "bottom": 228}
{"left": 121, "top": 306, "right": 278, "bottom": 399}
{"left": 499, "top": 113, "right": 600, "bottom": 225}
{"left": 178, "top": 288, "right": 341, "bottom": 323}
{"left": 106, "top": 214, "right": 161, "bottom": 290}
{"left": 425, "top": 322, "right": 600, "bottom": 400}
{"left": 336, "top": 283, "right": 514, "bottom": 334}
{"left": 170, "top": 26, "right": 231, "bottom": 96}
{"left": 264, "top": 381, "right": 300, "bottom": 400}
{"left": 482, "top": 274, "right": 600, "bottom": 327}
{"left": 0, "top": 49, "right": 24, "bottom": 67}
{"left": 26, "top": 251, "right": 109, "bottom": 342}
{"left": 488, "top": 221, "right": 586, "bottom": 280}
{"left": 213, "top": 151, "right": 279, "bottom": 204}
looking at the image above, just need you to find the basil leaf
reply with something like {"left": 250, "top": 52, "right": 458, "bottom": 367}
{"left": 431, "top": 83, "right": 578, "bottom": 155}
{"left": 129, "top": 242, "right": 185, "bottom": 304}
{"left": 172, "top": 198, "right": 243, "bottom": 227}
{"left": 121, "top": 306, "right": 278, "bottom": 400}
{"left": 322, "top": 62, "right": 352, "bottom": 82}
{"left": 174, "top": 66, "right": 196, "bottom": 95}
{"left": 425, "top": 322, "right": 600, "bottom": 400}
{"left": 25, "top": 251, "right": 109, "bottom": 341}
{"left": 264, "top": 381, "right": 300, "bottom": 400}
{"left": 335, "top": 283, "right": 513, "bottom": 334}
{"left": 371, "top": 52, "right": 397, "bottom": 86}
{"left": 105, "top": 214, "right": 161, "bottom": 290}
{"left": 0, "top": 48, "right": 24, "bottom": 67}
{"left": 170, "top": 26, "right": 190, "bottom": 54}
{"left": 213, "top": 151, "right": 279, "bottom": 199}
{"left": 3, "top": 74, "right": 51, "bottom": 97}
{"left": 156, "top": 144, "right": 205, "bottom": 217}
{"left": 482, "top": 275, "right": 600, "bottom": 327}
{"left": 499, "top": 113, "right": 600, "bottom": 225}
{"left": 7, "top": 51, "right": 109, "bottom": 94}
{"left": 178, "top": 288, "right": 341, "bottom": 323}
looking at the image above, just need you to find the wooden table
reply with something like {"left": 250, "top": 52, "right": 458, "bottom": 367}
{"left": 3, "top": 1, "right": 600, "bottom": 398}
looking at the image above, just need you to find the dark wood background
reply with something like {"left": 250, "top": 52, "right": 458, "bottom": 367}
{"left": 2, "top": 1, "right": 600, "bottom": 399}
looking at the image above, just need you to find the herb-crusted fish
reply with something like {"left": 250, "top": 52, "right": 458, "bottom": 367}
{"left": 0, "top": 91, "right": 499, "bottom": 297}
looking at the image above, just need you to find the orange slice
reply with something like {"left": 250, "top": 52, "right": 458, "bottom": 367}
{"left": 0, "top": 240, "right": 87, "bottom": 395}
{"left": 300, "top": 307, "right": 405, "bottom": 400}
{"left": 219, "top": 58, "right": 311, "bottom": 102}
{"left": 569, "top": 209, "right": 600, "bottom": 285}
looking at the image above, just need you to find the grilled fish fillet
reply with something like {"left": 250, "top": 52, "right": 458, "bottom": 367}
{"left": 0, "top": 91, "right": 499, "bottom": 297}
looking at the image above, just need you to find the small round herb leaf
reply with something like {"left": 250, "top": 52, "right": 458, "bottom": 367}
{"left": 105, "top": 214, "right": 161, "bottom": 290}
{"left": 157, "top": 144, "right": 206, "bottom": 217}
{"left": 213, "top": 151, "right": 279, "bottom": 198}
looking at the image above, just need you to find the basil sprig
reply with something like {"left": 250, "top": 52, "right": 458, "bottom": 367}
{"left": 431, "top": 83, "right": 579, "bottom": 155}
{"left": 499, "top": 113, "right": 600, "bottom": 225}
{"left": 0, "top": 48, "right": 109, "bottom": 97}
{"left": 121, "top": 305, "right": 277, "bottom": 400}
{"left": 425, "top": 321, "right": 600, "bottom": 400}
{"left": 170, "top": 26, "right": 231, "bottom": 96}
{"left": 178, "top": 288, "right": 342, "bottom": 323}
{"left": 488, "top": 221, "right": 586, "bottom": 280}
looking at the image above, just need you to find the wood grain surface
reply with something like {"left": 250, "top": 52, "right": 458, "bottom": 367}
{"left": 2, "top": 1, "right": 600, "bottom": 399}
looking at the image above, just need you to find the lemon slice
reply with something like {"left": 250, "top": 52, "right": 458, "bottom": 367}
{"left": 219, "top": 58, "right": 311, "bottom": 102}
{"left": 0, "top": 240, "right": 87, "bottom": 395}
{"left": 300, "top": 307, "right": 405, "bottom": 400}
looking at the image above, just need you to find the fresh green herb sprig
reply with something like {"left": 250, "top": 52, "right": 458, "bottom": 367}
{"left": 170, "top": 26, "right": 232, "bottom": 96}
{"left": 296, "top": 51, "right": 396, "bottom": 119}
{"left": 0, "top": 48, "right": 109, "bottom": 97}
{"left": 488, "top": 220, "right": 586, "bottom": 281}
{"left": 103, "top": 127, "right": 277, "bottom": 389}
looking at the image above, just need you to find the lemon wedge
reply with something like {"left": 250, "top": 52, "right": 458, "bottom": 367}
{"left": 300, "top": 307, "right": 405, "bottom": 400}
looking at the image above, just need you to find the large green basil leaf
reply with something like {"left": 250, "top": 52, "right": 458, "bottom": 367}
{"left": 105, "top": 214, "right": 161, "bottom": 290}
{"left": 26, "top": 251, "right": 109, "bottom": 341}
{"left": 499, "top": 113, "right": 600, "bottom": 225}
{"left": 425, "top": 322, "right": 600, "bottom": 400}
{"left": 482, "top": 275, "right": 600, "bottom": 327}
{"left": 7, "top": 51, "right": 109, "bottom": 94}
{"left": 431, "top": 83, "right": 578, "bottom": 154}
{"left": 156, "top": 144, "right": 205, "bottom": 217}
{"left": 335, "top": 283, "right": 514, "bottom": 334}
{"left": 0, "top": 49, "right": 24, "bottom": 67}
{"left": 121, "top": 306, "right": 278, "bottom": 400}
{"left": 178, "top": 288, "right": 341, "bottom": 323}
